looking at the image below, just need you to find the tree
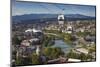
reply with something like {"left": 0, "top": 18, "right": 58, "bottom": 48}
{"left": 15, "top": 56, "right": 22, "bottom": 65}
{"left": 79, "top": 53, "right": 87, "bottom": 61}
{"left": 67, "top": 50, "right": 79, "bottom": 59}
{"left": 67, "top": 50, "right": 93, "bottom": 61}
{"left": 31, "top": 53, "right": 41, "bottom": 65}
{"left": 12, "top": 35, "right": 22, "bottom": 45}
{"left": 43, "top": 47, "right": 64, "bottom": 59}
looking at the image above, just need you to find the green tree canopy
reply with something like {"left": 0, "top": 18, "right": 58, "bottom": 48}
{"left": 43, "top": 47, "right": 64, "bottom": 59}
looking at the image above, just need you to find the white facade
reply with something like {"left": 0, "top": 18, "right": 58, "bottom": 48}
{"left": 62, "top": 25, "right": 73, "bottom": 34}
{"left": 67, "top": 26, "right": 73, "bottom": 31}
{"left": 25, "top": 28, "right": 32, "bottom": 32}
{"left": 36, "top": 45, "right": 40, "bottom": 55}
{"left": 58, "top": 14, "right": 64, "bottom": 20}
{"left": 75, "top": 48, "right": 89, "bottom": 54}
{"left": 21, "top": 40, "right": 30, "bottom": 47}
{"left": 25, "top": 28, "right": 42, "bottom": 33}
{"left": 58, "top": 14, "right": 64, "bottom": 25}
{"left": 68, "top": 58, "right": 81, "bottom": 62}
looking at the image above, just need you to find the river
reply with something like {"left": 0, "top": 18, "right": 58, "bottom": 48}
{"left": 52, "top": 40, "right": 74, "bottom": 54}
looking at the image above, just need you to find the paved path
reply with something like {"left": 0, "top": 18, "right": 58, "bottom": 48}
{"left": 44, "top": 32, "right": 60, "bottom": 37}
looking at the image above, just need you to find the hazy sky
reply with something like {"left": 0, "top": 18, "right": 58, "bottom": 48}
{"left": 12, "top": 0, "right": 96, "bottom": 17}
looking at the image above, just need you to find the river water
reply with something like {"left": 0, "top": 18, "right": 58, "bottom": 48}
{"left": 52, "top": 40, "right": 74, "bottom": 54}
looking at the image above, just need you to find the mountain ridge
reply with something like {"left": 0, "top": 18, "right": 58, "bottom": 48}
{"left": 12, "top": 14, "right": 96, "bottom": 23}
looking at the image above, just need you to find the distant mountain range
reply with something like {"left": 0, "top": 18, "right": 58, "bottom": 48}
{"left": 12, "top": 14, "right": 96, "bottom": 23}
